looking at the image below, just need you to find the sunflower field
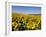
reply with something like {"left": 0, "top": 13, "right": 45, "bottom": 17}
{"left": 12, "top": 13, "right": 41, "bottom": 31}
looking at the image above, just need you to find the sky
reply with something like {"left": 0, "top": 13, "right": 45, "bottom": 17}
{"left": 12, "top": 6, "right": 41, "bottom": 14}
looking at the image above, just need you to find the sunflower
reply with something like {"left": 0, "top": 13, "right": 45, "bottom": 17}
{"left": 26, "top": 15, "right": 41, "bottom": 29}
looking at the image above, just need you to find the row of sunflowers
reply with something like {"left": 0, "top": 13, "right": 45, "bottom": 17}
{"left": 12, "top": 13, "right": 41, "bottom": 31}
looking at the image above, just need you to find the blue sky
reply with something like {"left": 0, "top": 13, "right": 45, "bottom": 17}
{"left": 12, "top": 6, "right": 41, "bottom": 13}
